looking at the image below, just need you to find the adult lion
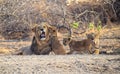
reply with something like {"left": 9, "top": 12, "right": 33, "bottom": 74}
{"left": 30, "top": 22, "right": 53, "bottom": 55}
{"left": 15, "top": 22, "right": 66, "bottom": 55}
{"left": 31, "top": 22, "right": 66, "bottom": 55}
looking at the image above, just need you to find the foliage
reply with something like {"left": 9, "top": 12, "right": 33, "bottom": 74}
{"left": 0, "top": 0, "right": 119, "bottom": 39}
{"left": 71, "top": 22, "right": 79, "bottom": 29}
{"left": 88, "top": 21, "right": 102, "bottom": 32}
{"left": 88, "top": 22, "right": 94, "bottom": 30}
{"left": 97, "top": 21, "right": 102, "bottom": 31}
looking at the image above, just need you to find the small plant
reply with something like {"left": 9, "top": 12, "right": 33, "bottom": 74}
{"left": 88, "top": 22, "right": 94, "bottom": 30}
{"left": 97, "top": 21, "right": 102, "bottom": 31}
{"left": 71, "top": 22, "right": 79, "bottom": 29}
{"left": 88, "top": 21, "right": 102, "bottom": 32}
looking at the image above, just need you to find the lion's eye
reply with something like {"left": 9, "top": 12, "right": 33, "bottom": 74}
{"left": 53, "top": 30, "right": 56, "bottom": 32}
{"left": 43, "top": 26, "right": 46, "bottom": 28}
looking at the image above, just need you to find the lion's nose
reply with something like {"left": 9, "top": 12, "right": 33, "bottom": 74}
{"left": 40, "top": 29, "right": 43, "bottom": 31}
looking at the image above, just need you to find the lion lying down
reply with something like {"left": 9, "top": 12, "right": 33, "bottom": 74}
{"left": 14, "top": 22, "right": 66, "bottom": 55}
{"left": 63, "top": 37, "right": 97, "bottom": 54}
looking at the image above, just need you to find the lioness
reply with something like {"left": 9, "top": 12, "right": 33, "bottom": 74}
{"left": 63, "top": 37, "right": 96, "bottom": 54}
{"left": 50, "top": 36, "right": 66, "bottom": 55}
{"left": 48, "top": 26, "right": 66, "bottom": 55}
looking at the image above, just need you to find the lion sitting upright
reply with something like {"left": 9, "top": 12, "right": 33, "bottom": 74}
{"left": 63, "top": 35, "right": 97, "bottom": 54}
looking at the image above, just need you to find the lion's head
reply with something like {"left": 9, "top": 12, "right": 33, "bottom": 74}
{"left": 63, "top": 38, "right": 71, "bottom": 46}
{"left": 32, "top": 22, "right": 57, "bottom": 42}
{"left": 31, "top": 22, "right": 58, "bottom": 54}
{"left": 86, "top": 33, "right": 95, "bottom": 40}
{"left": 32, "top": 22, "right": 49, "bottom": 41}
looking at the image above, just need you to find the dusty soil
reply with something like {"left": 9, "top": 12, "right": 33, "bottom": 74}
{"left": 0, "top": 55, "right": 120, "bottom": 74}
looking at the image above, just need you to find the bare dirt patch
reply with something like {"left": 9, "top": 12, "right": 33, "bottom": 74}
{"left": 0, "top": 55, "right": 120, "bottom": 74}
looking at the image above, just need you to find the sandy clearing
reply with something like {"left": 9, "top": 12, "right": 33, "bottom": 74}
{"left": 0, "top": 55, "right": 120, "bottom": 74}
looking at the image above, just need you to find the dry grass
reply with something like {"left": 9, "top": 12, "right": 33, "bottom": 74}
{"left": 0, "top": 47, "right": 13, "bottom": 54}
{"left": 0, "top": 0, "right": 118, "bottom": 40}
{"left": 0, "top": 40, "right": 32, "bottom": 55}
{"left": 66, "top": 0, "right": 102, "bottom": 5}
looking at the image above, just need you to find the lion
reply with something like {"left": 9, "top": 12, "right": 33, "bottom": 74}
{"left": 50, "top": 36, "right": 66, "bottom": 55}
{"left": 63, "top": 37, "right": 96, "bottom": 54}
{"left": 31, "top": 23, "right": 67, "bottom": 55}
{"left": 15, "top": 22, "right": 66, "bottom": 55}
{"left": 48, "top": 26, "right": 67, "bottom": 55}
{"left": 13, "top": 46, "right": 32, "bottom": 55}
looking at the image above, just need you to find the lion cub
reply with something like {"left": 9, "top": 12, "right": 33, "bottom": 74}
{"left": 63, "top": 37, "right": 96, "bottom": 54}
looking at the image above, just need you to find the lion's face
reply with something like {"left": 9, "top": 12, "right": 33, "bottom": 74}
{"left": 38, "top": 24, "right": 48, "bottom": 40}
{"left": 32, "top": 22, "right": 57, "bottom": 42}
{"left": 32, "top": 23, "right": 50, "bottom": 41}
{"left": 86, "top": 33, "right": 95, "bottom": 40}
{"left": 63, "top": 38, "right": 71, "bottom": 46}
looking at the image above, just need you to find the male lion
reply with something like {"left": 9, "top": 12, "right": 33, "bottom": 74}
{"left": 30, "top": 22, "right": 52, "bottom": 55}
{"left": 31, "top": 23, "right": 66, "bottom": 55}
{"left": 15, "top": 22, "right": 66, "bottom": 55}
{"left": 63, "top": 37, "right": 96, "bottom": 54}
{"left": 14, "top": 22, "right": 52, "bottom": 55}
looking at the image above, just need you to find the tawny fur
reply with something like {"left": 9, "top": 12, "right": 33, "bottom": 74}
{"left": 63, "top": 38, "right": 96, "bottom": 54}
{"left": 30, "top": 36, "right": 51, "bottom": 55}
{"left": 15, "top": 22, "right": 66, "bottom": 55}
{"left": 51, "top": 36, "right": 66, "bottom": 55}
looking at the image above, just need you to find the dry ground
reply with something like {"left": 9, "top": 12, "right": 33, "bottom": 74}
{"left": 0, "top": 55, "right": 120, "bottom": 74}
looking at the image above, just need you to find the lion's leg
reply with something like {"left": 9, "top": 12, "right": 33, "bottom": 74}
{"left": 22, "top": 46, "right": 33, "bottom": 55}
{"left": 94, "top": 39, "right": 100, "bottom": 48}
{"left": 40, "top": 47, "right": 51, "bottom": 55}
{"left": 86, "top": 44, "right": 93, "bottom": 54}
{"left": 53, "top": 48, "right": 66, "bottom": 55}
{"left": 67, "top": 50, "right": 74, "bottom": 54}
{"left": 92, "top": 40, "right": 100, "bottom": 54}
{"left": 89, "top": 44, "right": 93, "bottom": 54}
{"left": 30, "top": 36, "right": 37, "bottom": 52}
{"left": 93, "top": 49, "right": 100, "bottom": 54}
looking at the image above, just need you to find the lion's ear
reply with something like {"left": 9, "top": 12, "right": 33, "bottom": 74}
{"left": 48, "top": 26, "right": 57, "bottom": 32}
{"left": 32, "top": 24, "right": 37, "bottom": 32}
{"left": 48, "top": 26, "right": 57, "bottom": 36}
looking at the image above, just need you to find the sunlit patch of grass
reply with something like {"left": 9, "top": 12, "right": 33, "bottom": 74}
{"left": 0, "top": 47, "right": 12, "bottom": 54}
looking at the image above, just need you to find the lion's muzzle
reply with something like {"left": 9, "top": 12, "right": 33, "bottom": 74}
{"left": 40, "top": 29, "right": 46, "bottom": 40}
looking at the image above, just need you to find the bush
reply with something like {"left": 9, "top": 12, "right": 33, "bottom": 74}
{"left": 0, "top": 0, "right": 119, "bottom": 39}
